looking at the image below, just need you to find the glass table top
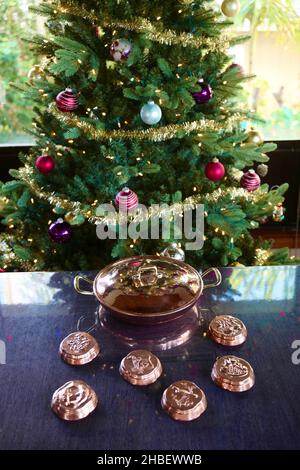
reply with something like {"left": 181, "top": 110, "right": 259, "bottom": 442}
{"left": 0, "top": 266, "right": 299, "bottom": 450}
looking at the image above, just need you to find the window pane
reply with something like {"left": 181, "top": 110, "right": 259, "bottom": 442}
{"left": 0, "top": 0, "right": 40, "bottom": 146}
{"left": 233, "top": 0, "right": 300, "bottom": 141}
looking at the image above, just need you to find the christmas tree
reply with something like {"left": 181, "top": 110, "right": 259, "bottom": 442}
{"left": 0, "top": 0, "right": 293, "bottom": 271}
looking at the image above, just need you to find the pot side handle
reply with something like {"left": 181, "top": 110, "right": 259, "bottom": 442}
{"left": 73, "top": 275, "right": 94, "bottom": 295}
{"left": 201, "top": 268, "right": 222, "bottom": 290}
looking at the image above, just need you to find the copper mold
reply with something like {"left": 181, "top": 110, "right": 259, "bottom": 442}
{"left": 59, "top": 331, "right": 100, "bottom": 365}
{"left": 119, "top": 349, "right": 163, "bottom": 386}
{"left": 208, "top": 315, "right": 247, "bottom": 346}
{"left": 211, "top": 355, "right": 255, "bottom": 392}
{"left": 51, "top": 380, "right": 98, "bottom": 421}
{"left": 161, "top": 380, "right": 207, "bottom": 421}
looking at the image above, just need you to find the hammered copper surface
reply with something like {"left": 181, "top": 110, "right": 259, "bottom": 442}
{"left": 95, "top": 257, "right": 201, "bottom": 316}
{"left": 74, "top": 256, "right": 222, "bottom": 324}
{"left": 59, "top": 331, "right": 100, "bottom": 365}
{"left": 119, "top": 349, "right": 163, "bottom": 385}
{"left": 51, "top": 380, "right": 98, "bottom": 421}
{"left": 161, "top": 380, "right": 207, "bottom": 421}
{"left": 208, "top": 315, "right": 247, "bottom": 346}
{"left": 211, "top": 355, "right": 255, "bottom": 392}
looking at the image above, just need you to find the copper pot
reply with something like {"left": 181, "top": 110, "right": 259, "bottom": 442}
{"left": 74, "top": 256, "right": 222, "bottom": 325}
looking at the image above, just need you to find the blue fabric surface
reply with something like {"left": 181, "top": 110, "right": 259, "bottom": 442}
{"left": 0, "top": 266, "right": 299, "bottom": 450}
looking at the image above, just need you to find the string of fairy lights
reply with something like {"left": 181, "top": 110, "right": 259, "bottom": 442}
{"left": 0, "top": 0, "right": 284, "bottom": 269}
{"left": 17, "top": 164, "right": 280, "bottom": 227}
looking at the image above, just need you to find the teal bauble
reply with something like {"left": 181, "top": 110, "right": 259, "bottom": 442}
{"left": 140, "top": 100, "right": 162, "bottom": 125}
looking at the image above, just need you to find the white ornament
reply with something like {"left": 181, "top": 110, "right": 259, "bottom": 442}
{"left": 110, "top": 38, "right": 132, "bottom": 62}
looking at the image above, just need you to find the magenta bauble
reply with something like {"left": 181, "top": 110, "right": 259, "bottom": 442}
{"left": 240, "top": 170, "right": 261, "bottom": 192}
{"left": 35, "top": 155, "right": 55, "bottom": 174}
{"left": 48, "top": 219, "right": 72, "bottom": 243}
{"left": 115, "top": 187, "right": 139, "bottom": 211}
{"left": 205, "top": 159, "right": 225, "bottom": 181}
{"left": 56, "top": 88, "right": 79, "bottom": 112}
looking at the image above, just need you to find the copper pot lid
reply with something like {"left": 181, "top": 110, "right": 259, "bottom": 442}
{"left": 211, "top": 355, "right": 255, "bottom": 392}
{"left": 119, "top": 349, "right": 163, "bottom": 385}
{"left": 51, "top": 380, "right": 98, "bottom": 421}
{"left": 93, "top": 256, "right": 202, "bottom": 319}
{"left": 161, "top": 380, "right": 207, "bottom": 421}
{"left": 208, "top": 315, "right": 247, "bottom": 346}
{"left": 59, "top": 332, "right": 100, "bottom": 365}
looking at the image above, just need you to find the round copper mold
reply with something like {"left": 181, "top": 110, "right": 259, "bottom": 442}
{"left": 208, "top": 315, "right": 247, "bottom": 346}
{"left": 119, "top": 349, "right": 162, "bottom": 386}
{"left": 161, "top": 380, "right": 207, "bottom": 421}
{"left": 51, "top": 380, "right": 98, "bottom": 421}
{"left": 74, "top": 256, "right": 222, "bottom": 325}
{"left": 59, "top": 332, "right": 100, "bottom": 365}
{"left": 211, "top": 355, "right": 255, "bottom": 392}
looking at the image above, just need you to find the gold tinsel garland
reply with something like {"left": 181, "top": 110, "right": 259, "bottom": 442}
{"left": 0, "top": 235, "right": 34, "bottom": 271}
{"left": 254, "top": 248, "right": 272, "bottom": 266}
{"left": 58, "top": 3, "right": 231, "bottom": 53}
{"left": 18, "top": 164, "right": 269, "bottom": 226}
{"left": 49, "top": 105, "right": 242, "bottom": 142}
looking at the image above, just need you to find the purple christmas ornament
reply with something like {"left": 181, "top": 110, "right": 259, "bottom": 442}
{"left": 49, "top": 218, "right": 72, "bottom": 243}
{"left": 192, "top": 82, "right": 213, "bottom": 104}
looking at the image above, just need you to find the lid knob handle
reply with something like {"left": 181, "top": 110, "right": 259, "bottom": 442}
{"left": 132, "top": 265, "right": 163, "bottom": 288}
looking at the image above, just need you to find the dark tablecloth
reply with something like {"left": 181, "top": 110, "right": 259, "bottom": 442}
{"left": 0, "top": 266, "right": 299, "bottom": 450}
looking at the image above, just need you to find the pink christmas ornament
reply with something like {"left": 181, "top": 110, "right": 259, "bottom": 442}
{"left": 205, "top": 158, "right": 225, "bottom": 181}
{"left": 35, "top": 155, "right": 55, "bottom": 174}
{"left": 240, "top": 169, "right": 261, "bottom": 192}
{"left": 56, "top": 88, "right": 79, "bottom": 112}
{"left": 115, "top": 187, "right": 139, "bottom": 211}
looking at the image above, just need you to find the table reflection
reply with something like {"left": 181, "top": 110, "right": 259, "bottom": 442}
{"left": 98, "top": 304, "right": 203, "bottom": 351}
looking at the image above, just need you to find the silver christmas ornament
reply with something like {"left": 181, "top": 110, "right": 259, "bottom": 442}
{"left": 257, "top": 164, "right": 268, "bottom": 177}
{"left": 161, "top": 243, "right": 185, "bottom": 262}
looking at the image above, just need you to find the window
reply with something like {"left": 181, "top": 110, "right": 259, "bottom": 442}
{"left": 0, "top": 0, "right": 41, "bottom": 146}
{"left": 1, "top": 1, "right": 300, "bottom": 144}
{"left": 232, "top": 0, "right": 300, "bottom": 141}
